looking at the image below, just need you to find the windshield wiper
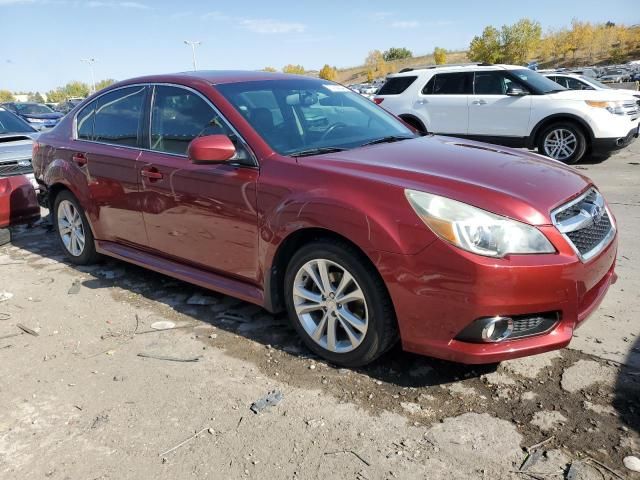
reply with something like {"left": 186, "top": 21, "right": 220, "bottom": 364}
{"left": 360, "top": 135, "right": 415, "bottom": 147}
{"left": 545, "top": 89, "right": 566, "bottom": 94}
{"left": 289, "top": 147, "right": 347, "bottom": 157}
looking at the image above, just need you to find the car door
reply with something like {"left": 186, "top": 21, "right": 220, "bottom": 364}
{"left": 71, "top": 85, "right": 149, "bottom": 246}
{"left": 468, "top": 70, "right": 532, "bottom": 138}
{"left": 137, "top": 84, "right": 260, "bottom": 281}
{"left": 415, "top": 72, "right": 472, "bottom": 134}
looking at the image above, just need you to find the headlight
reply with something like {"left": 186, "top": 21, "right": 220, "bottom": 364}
{"left": 26, "top": 117, "right": 45, "bottom": 123}
{"left": 405, "top": 190, "right": 555, "bottom": 257}
{"left": 585, "top": 100, "right": 626, "bottom": 115}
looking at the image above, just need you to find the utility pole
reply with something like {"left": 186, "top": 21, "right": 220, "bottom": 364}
{"left": 183, "top": 40, "right": 201, "bottom": 71}
{"left": 81, "top": 58, "right": 96, "bottom": 94}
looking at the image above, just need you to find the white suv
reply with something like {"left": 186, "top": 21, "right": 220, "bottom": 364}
{"left": 375, "top": 64, "right": 639, "bottom": 163}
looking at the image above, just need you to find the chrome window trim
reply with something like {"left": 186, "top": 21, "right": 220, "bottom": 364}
{"left": 72, "top": 82, "right": 258, "bottom": 167}
{"left": 551, "top": 188, "right": 616, "bottom": 263}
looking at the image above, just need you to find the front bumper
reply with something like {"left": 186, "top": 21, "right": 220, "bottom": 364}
{"left": 376, "top": 225, "right": 618, "bottom": 364}
{"left": 592, "top": 125, "right": 639, "bottom": 155}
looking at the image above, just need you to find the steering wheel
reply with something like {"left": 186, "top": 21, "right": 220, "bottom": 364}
{"left": 320, "top": 122, "right": 348, "bottom": 141}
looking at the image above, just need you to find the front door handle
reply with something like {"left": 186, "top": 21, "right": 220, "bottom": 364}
{"left": 140, "top": 167, "right": 163, "bottom": 181}
{"left": 72, "top": 153, "right": 87, "bottom": 167}
{"left": 472, "top": 99, "right": 488, "bottom": 105}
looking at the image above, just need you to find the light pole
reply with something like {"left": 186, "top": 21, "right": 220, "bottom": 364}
{"left": 183, "top": 40, "right": 201, "bottom": 71}
{"left": 81, "top": 58, "right": 96, "bottom": 94}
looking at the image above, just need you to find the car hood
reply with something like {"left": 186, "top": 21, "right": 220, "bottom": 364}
{"left": 546, "top": 89, "right": 632, "bottom": 101}
{"left": 301, "top": 136, "right": 592, "bottom": 226}
{"left": 20, "top": 112, "right": 63, "bottom": 120}
{"left": 0, "top": 135, "right": 34, "bottom": 164}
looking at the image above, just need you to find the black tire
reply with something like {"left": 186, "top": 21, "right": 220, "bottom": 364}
{"left": 284, "top": 238, "right": 398, "bottom": 367}
{"left": 52, "top": 190, "right": 100, "bottom": 265}
{"left": 537, "top": 122, "right": 587, "bottom": 164}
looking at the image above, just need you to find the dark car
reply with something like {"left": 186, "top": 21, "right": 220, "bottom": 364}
{"left": 0, "top": 107, "right": 40, "bottom": 232}
{"left": 32, "top": 71, "right": 617, "bottom": 367}
{"left": 1, "top": 102, "right": 63, "bottom": 130}
{"left": 55, "top": 98, "right": 84, "bottom": 114}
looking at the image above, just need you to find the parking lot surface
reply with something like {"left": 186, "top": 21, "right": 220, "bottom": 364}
{"left": 1, "top": 144, "right": 639, "bottom": 479}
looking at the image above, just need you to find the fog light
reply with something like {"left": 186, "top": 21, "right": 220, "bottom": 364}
{"left": 481, "top": 316, "right": 514, "bottom": 342}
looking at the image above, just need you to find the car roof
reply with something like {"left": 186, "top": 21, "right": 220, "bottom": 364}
{"left": 388, "top": 64, "right": 524, "bottom": 77}
{"left": 113, "top": 70, "right": 310, "bottom": 87}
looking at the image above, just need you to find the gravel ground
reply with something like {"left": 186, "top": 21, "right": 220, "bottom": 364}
{"left": 0, "top": 143, "right": 639, "bottom": 479}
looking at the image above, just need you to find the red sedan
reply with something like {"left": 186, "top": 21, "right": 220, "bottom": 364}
{"left": 32, "top": 71, "right": 617, "bottom": 366}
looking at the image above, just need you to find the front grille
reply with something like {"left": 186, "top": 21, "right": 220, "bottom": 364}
{"left": 566, "top": 211, "right": 612, "bottom": 254}
{"left": 552, "top": 188, "right": 615, "bottom": 261}
{"left": 554, "top": 190, "right": 597, "bottom": 222}
{"left": 0, "top": 162, "right": 33, "bottom": 177}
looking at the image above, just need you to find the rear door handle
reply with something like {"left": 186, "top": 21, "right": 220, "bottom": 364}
{"left": 72, "top": 153, "right": 87, "bottom": 166}
{"left": 140, "top": 167, "right": 163, "bottom": 181}
{"left": 472, "top": 99, "right": 488, "bottom": 105}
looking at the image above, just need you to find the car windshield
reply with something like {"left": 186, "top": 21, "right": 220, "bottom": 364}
{"left": 0, "top": 109, "right": 37, "bottom": 134}
{"left": 16, "top": 103, "right": 54, "bottom": 114}
{"left": 216, "top": 78, "right": 416, "bottom": 156}
{"left": 510, "top": 69, "right": 567, "bottom": 93}
{"left": 581, "top": 76, "right": 611, "bottom": 89}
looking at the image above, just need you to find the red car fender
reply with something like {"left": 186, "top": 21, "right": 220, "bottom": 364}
{"left": 0, "top": 175, "right": 40, "bottom": 229}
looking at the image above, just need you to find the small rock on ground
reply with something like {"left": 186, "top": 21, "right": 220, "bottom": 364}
{"left": 623, "top": 455, "right": 640, "bottom": 473}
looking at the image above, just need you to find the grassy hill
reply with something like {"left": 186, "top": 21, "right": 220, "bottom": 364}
{"left": 335, "top": 51, "right": 470, "bottom": 85}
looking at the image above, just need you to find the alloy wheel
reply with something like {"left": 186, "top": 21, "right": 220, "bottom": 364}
{"left": 543, "top": 128, "right": 578, "bottom": 161}
{"left": 57, "top": 200, "right": 86, "bottom": 257}
{"left": 292, "top": 259, "right": 368, "bottom": 353}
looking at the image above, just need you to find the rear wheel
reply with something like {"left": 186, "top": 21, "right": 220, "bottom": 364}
{"left": 284, "top": 239, "right": 397, "bottom": 367}
{"left": 537, "top": 122, "right": 587, "bottom": 164}
{"left": 400, "top": 115, "right": 427, "bottom": 134}
{"left": 53, "top": 190, "right": 100, "bottom": 265}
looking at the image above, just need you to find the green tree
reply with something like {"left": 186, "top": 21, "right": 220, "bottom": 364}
{"left": 261, "top": 66, "right": 277, "bottom": 72}
{"left": 468, "top": 26, "right": 502, "bottom": 63}
{"left": 382, "top": 47, "right": 413, "bottom": 61}
{"left": 282, "top": 64, "right": 305, "bottom": 74}
{"left": 318, "top": 64, "right": 338, "bottom": 81}
{"left": 95, "top": 78, "right": 117, "bottom": 91}
{"left": 433, "top": 47, "right": 447, "bottom": 65}
{"left": 0, "top": 90, "right": 15, "bottom": 102}
{"left": 62, "top": 81, "right": 90, "bottom": 98}
{"left": 500, "top": 18, "right": 542, "bottom": 64}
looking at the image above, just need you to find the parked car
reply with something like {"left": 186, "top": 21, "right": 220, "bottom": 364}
{"left": 599, "top": 69, "right": 631, "bottom": 83}
{"left": 544, "top": 73, "right": 640, "bottom": 103}
{"left": 0, "top": 107, "right": 40, "bottom": 231}
{"left": 375, "top": 64, "right": 639, "bottom": 163}
{"left": 1, "top": 102, "right": 63, "bottom": 130}
{"left": 55, "top": 98, "right": 84, "bottom": 114}
{"left": 33, "top": 71, "right": 618, "bottom": 367}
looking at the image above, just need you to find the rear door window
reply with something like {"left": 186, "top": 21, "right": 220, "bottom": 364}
{"left": 377, "top": 76, "right": 418, "bottom": 95}
{"left": 424, "top": 73, "right": 473, "bottom": 95}
{"left": 93, "top": 86, "right": 146, "bottom": 147}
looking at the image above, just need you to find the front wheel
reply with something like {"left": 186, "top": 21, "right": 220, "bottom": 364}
{"left": 53, "top": 190, "right": 100, "bottom": 265}
{"left": 284, "top": 239, "right": 398, "bottom": 367}
{"left": 537, "top": 122, "right": 587, "bottom": 164}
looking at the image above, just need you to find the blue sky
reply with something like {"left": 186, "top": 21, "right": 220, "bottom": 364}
{"left": 1, "top": 0, "right": 638, "bottom": 92}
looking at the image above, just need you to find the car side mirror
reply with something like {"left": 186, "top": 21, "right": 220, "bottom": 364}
{"left": 188, "top": 135, "right": 236, "bottom": 164}
{"left": 506, "top": 85, "right": 528, "bottom": 96}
